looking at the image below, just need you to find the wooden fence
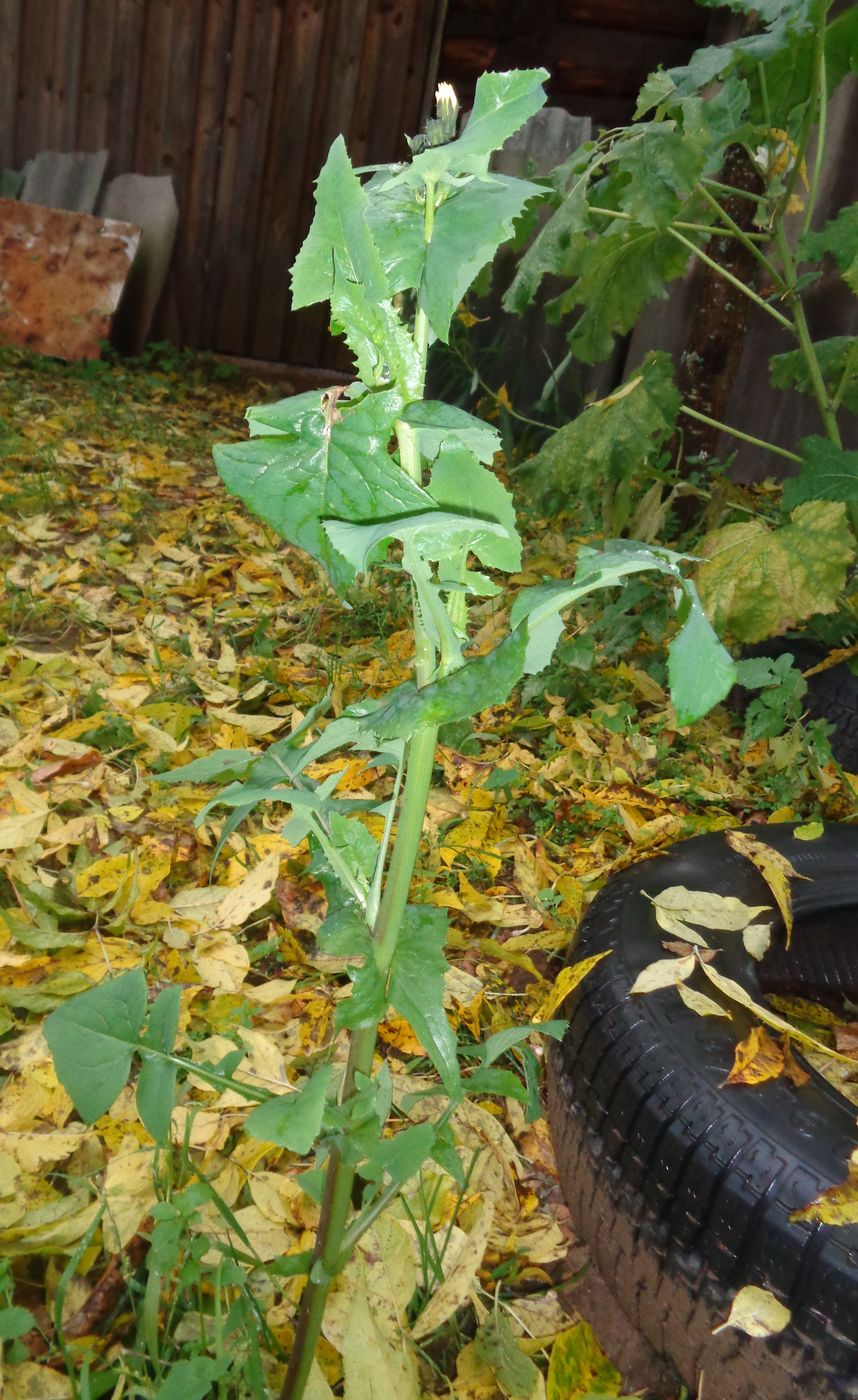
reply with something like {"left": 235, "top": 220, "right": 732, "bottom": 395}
{"left": 0, "top": 0, "right": 447, "bottom": 365}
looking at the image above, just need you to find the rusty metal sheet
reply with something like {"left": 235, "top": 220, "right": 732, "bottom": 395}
{"left": 0, "top": 198, "right": 140, "bottom": 361}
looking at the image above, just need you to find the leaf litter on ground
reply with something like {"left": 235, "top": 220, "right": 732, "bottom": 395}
{"left": 1, "top": 347, "right": 857, "bottom": 1396}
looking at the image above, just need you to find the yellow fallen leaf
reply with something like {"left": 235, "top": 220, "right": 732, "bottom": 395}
{"left": 0, "top": 1127, "right": 89, "bottom": 1173}
{"left": 648, "top": 885, "right": 770, "bottom": 931}
{"left": 712, "top": 1284, "right": 791, "bottom": 1338}
{"left": 725, "top": 830, "right": 808, "bottom": 945}
{"left": 1, "top": 1361, "right": 72, "bottom": 1398}
{"left": 411, "top": 1199, "right": 495, "bottom": 1340}
{"left": 204, "top": 850, "right": 281, "bottom": 930}
{"left": 676, "top": 983, "right": 731, "bottom": 1019}
{"left": 791, "top": 1148, "right": 858, "bottom": 1225}
{"left": 630, "top": 954, "right": 696, "bottom": 996}
{"left": 191, "top": 931, "right": 250, "bottom": 992}
{"left": 103, "top": 1138, "right": 161, "bottom": 1251}
{"left": 533, "top": 953, "right": 610, "bottom": 1022}
{"left": 723, "top": 1025, "right": 786, "bottom": 1086}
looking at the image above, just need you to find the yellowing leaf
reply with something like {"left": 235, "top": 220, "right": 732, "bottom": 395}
{"left": 723, "top": 1025, "right": 786, "bottom": 1086}
{"left": 532, "top": 952, "right": 610, "bottom": 1022}
{"left": 742, "top": 922, "right": 772, "bottom": 960}
{"left": 629, "top": 954, "right": 696, "bottom": 995}
{"left": 547, "top": 1320, "right": 622, "bottom": 1399}
{"left": 791, "top": 1149, "right": 858, "bottom": 1225}
{"left": 696, "top": 499, "right": 854, "bottom": 643}
{"left": 712, "top": 1284, "right": 791, "bottom": 1338}
{"left": 697, "top": 958, "right": 857, "bottom": 1064}
{"left": 411, "top": 1199, "right": 495, "bottom": 1341}
{"left": 102, "top": 1138, "right": 161, "bottom": 1251}
{"left": 725, "top": 830, "right": 807, "bottom": 946}
{"left": 340, "top": 1255, "right": 420, "bottom": 1400}
{"left": 204, "top": 849, "right": 281, "bottom": 930}
{"left": 648, "top": 885, "right": 770, "bottom": 931}
{"left": 191, "top": 932, "right": 250, "bottom": 992}
{"left": 676, "top": 983, "right": 731, "bottom": 1019}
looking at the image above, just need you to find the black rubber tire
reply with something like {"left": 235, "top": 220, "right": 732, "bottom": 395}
{"left": 740, "top": 638, "right": 858, "bottom": 770}
{"left": 547, "top": 822, "right": 858, "bottom": 1400}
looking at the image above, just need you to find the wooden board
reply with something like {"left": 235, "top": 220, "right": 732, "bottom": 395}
{"left": 0, "top": 197, "right": 140, "bottom": 360}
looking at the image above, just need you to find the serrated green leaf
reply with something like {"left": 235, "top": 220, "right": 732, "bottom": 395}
{"left": 214, "top": 394, "right": 433, "bottom": 592}
{"left": 44, "top": 968, "right": 147, "bottom": 1124}
{"left": 323, "top": 507, "right": 509, "bottom": 579}
{"left": 557, "top": 225, "right": 691, "bottom": 365}
{"left": 245, "top": 1064, "right": 333, "bottom": 1153}
{"left": 330, "top": 275, "right": 421, "bottom": 399}
{"left": 364, "top": 629, "right": 529, "bottom": 740}
{"left": 504, "top": 180, "right": 591, "bottom": 314}
{"left": 527, "top": 351, "right": 680, "bottom": 495}
{"left": 428, "top": 447, "right": 521, "bottom": 572}
{"left": 410, "top": 69, "right": 548, "bottom": 183}
{"left": 610, "top": 124, "right": 704, "bottom": 228}
{"left": 336, "top": 958, "right": 388, "bottom": 1032}
{"left": 696, "top": 500, "right": 855, "bottom": 643}
{"left": 799, "top": 202, "right": 858, "bottom": 293}
{"left": 399, "top": 401, "right": 500, "bottom": 464}
{"left": 421, "top": 173, "right": 544, "bottom": 341}
{"left": 291, "top": 135, "right": 388, "bottom": 309}
{"left": 781, "top": 437, "right": 858, "bottom": 512}
{"left": 667, "top": 596, "right": 737, "bottom": 725}
{"left": 388, "top": 906, "right": 459, "bottom": 1095}
{"left": 0, "top": 1306, "right": 37, "bottom": 1342}
{"left": 771, "top": 339, "right": 858, "bottom": 417}
{"left": 360, "top": 1121, "right": 436, "bottom": 1186}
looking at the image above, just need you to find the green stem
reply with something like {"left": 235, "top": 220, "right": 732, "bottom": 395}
{"left": 587, "top": 204, "right": 771, "bottom": 242}
{"left": 693, "top": 182, "right": 786, "bottom": 289}
{"left": 281, "top": 168, "right": 443, "bottom": 1400}
{"left": 701, "top": 176, "right": 768, "bottom": 206}
{"left": 679, "top": 404, "right": 802, "bottom": 464}
{"left": 831, "top": 337, "right": 858, "bottom": 415}
{"left": 667, "top": 227, "right": 793, "bottom": 330}
{"left": 802, "top": 23, "right": 827, "bottom": 240}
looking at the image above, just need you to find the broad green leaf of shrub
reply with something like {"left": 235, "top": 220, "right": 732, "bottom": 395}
{"left": 696, "top": 500, "right": 855, "bottom": 643}
{"left": 799, "top": 202, "right": 858, "bottom": 293}
{"left": 323, "top": 507, "right": 510, "bottom": 578}
{"left": 44, "top": 968, "right": 147, "bottom": 1123}
{"left": 388, "top": 906, "right": 459, "bottom": 1095}
{"left": 554, "top": 225, "right": 691, "bottom": 365}
{"left": 421, "top": 173, "right": 544, "bottom": 342}
{"left": 771, "top": 339, "right": 858, "bottom": 417}
{"left": 330, "top": 275, "right": 422, "bottom": 399}
{"left": 504, "top": 181, "right": 592, "bottom": 314}
{"left": 214, "top": 393, "right": 434, "bottom": 592}
{"left": 154, "top": 748, "right": 255, "bottom": 785}
{"left": 291, "top": 135, "right": 388, "bottom": 309}
{"left": 245, "top": 1065, "right": 333, "bottom": 1154}
{"left": 527, "top": 351, "right": 680, "bottom": 492}
{"left": 609, "top": 124, "right": 705, "bottom": 229}
{"left": 153, "top": 1356, "right": 231, "bottom": 1400}
{"left": 781, "top": 438, "right": 858, "bottom": 512}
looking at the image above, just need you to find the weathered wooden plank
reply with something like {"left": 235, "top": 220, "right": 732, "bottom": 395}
{"left": 210, "top": 0, "right": 283, "bottom": 351}
{"left": 350, "top": 0, "right": 419, "bottom": 166}
{"left": 557, "top": 0, "right": 707, "bottom": 38}
{"left": 157, "top": 0, "right": 205, "bottom": 340}
{"left": 282, "top": 0, "right": 374, "bottom": 367}
{"left": 182, "top": 0, "right": 236, "bottom": 346}
{"left": 76, "top": 0, "right": 117, "bottom": 152}
{"left": 50, "top": 0, "right": 85, "bottom": 151}
{"left": 249, "top": 0, "right": 326, "bottom": 361}
{"left": 16, "top": 2, "right": 56, "bottom": 159}
{"left": 110, "top": 0, "right": 146, "bottom": 174}
{"left": 0, "top": 1, "right": 23, "bottom": 167}
{"left": 132, "top": 0, "right": 174, "bottom": 173}
{"left": 552, "top": 22, "right": 695, "bottom": 97}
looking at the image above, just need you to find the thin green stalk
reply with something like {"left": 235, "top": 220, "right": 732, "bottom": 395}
{"left": 281, "top": 168, "right": 443, "bottom": 1400}
{"left": 679, "top": 404, "right": 802, "bottom": 463}
{"left": 773, "top": 221, "right": 842, "bottom": 447}
{"left": 702, "top": 176, "right": 768, "bottom": 206}
{"left": 667, "top": 227, "right": 793, "bottom": 330}
{"left": 832, "top": 337, "right": 858, "bottom": 415}
{"left": 694, "top": 182, "right": 786, "bottom": 289}
{"left": 802, "top": 28, "right": 827, "bottom": 239}
{"left": 587, "top": 204, "right": 770, "bottom": 242}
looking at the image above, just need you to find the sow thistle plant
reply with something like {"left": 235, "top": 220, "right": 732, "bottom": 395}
{"left": 46, "top": 72, "right": 735, "bottom": 1398}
